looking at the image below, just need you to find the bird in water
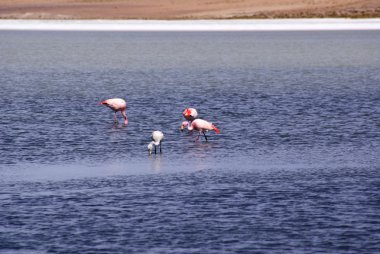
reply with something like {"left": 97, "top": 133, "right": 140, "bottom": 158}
{"left": 148, "top": 131, "right": 164, "bottom": 155}
{"left": 98, "top": 98, "right": 128, "bottom": 125}
{"left": 183, "top": 108, "right": 198, "bottom": 122}
{"left": 181, "top": 119, "right": 220, "bottom": 142}
{"left": 181, "top": 107, "right": 198, "bottom": 132}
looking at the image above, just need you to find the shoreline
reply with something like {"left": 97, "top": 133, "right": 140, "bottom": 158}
{"left": 1, "top": 19, "right": 380, "bottom": 31}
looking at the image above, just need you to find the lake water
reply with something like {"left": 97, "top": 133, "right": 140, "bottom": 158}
{"left": 0, "top": 30, "right": 379, "bottom": 253}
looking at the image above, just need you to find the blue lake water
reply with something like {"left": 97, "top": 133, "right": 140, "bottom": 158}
{"left": 0, "top": 30, "right": 379, "bottom": 253}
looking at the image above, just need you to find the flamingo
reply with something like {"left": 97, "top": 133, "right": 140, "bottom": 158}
{"left": 98, "top": 98, "right": 128, "bottom": 125}
{"left": 148, "top": 131, "right": 164, "bottom": 155}
{"left": 181, "top": 108, "right": 198, "bottom": 132}
{"left": 181, "top": 119, "right": 220, "bottom": 142}
{"left": 183, "top": 108, "right": 198, "bottom": 122}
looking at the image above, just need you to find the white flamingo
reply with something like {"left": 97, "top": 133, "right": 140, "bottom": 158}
{"left": 148, "top": 131, "right": 164, "bottom": 155}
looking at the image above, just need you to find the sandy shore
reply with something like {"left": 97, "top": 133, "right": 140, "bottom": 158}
{"left": 0, "top": 0, "right": 379, "bottom": 20}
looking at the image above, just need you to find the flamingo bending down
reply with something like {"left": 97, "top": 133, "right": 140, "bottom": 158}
{"left": 181, "top": 119, "right": 220, "bottom": 142}
{"left": 98, "top": 98, "right": 128, "bottom": 125}
{"left": 148, "top": 131, "right": 164, "bottom": 155}
{"left": 183, "top": 108, "right": 198, "bottom": 122}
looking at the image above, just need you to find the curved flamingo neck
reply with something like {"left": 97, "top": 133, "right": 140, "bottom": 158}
{"left": 181, "top": 121, "right": 194, "bottom": 130}
{"left": 187, "top": 121, "right": 194, "bottom": 131}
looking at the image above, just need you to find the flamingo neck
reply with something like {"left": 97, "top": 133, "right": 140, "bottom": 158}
{"left": 187, "top": 121, "right": 194, "bottom": 131}
{"left": 148, "top": 141, "right": 155, "bottom": 154}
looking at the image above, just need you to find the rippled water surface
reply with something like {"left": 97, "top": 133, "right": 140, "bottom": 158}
{"left": 0, "top": 30, "right": 379, "bottom": 253}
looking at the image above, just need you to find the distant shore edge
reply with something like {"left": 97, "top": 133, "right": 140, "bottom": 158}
{"left": 1, "top": 19, "right": 380, "bottom": 31}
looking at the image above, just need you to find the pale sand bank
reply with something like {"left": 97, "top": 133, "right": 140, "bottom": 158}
{"left": 0, "top": 19, "right": 380, "bottom": 31}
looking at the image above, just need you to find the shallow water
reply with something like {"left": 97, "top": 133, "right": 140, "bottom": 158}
{"left": 0, "top": 30, "right": 379, "bottom": 253}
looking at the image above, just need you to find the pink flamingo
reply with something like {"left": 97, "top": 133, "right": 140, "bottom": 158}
{"left": 183, "top": 108, "right": 198, "bottom": 122}
{"left": 181, "top": 119, "right": 220, "bottom": 142}
{"left": 98, "top": 98, "right": 128, "bottom": 125}
{"left": 181, "top": 108, "right": 198, "bottom": 132}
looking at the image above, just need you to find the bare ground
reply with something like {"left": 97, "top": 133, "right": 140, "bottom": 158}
{"left": 0, "top": 0, "right": 379, "bottom": 19}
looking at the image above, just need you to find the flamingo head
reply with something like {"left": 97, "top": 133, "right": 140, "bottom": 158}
{"left": 147, "top": 142, "right": 154, "bottom": 155}
{"left": 180, "top": 121, "right": 189, "bottom": 132}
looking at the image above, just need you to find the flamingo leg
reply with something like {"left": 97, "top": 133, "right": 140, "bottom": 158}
{"left": 160, "top": 143, "right": 162, "bottom": 153}
{"left": 203, "top": 132, "right": 208, "bottom": 142}
{"left": 121, "top": 109, "right": 128, "bottom": 125}
{"left": 154, "top": 145, "right": 157, "bottom": 154}
{"left": 195, "top": 133, "right": 200, "bottom": 142}
{"left": 114, "top": 112, "right": 118, "bottom": 123}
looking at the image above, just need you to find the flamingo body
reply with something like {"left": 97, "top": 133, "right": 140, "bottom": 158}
{"left": 99, "top": 98, "right": 128, "bottom": 125}
{"left": 182, "top": 119, "right": 220, "bottom": 141}
{"left": 148, "top": 131, "right": 164, "bottom": 154}
{"left": 191, "top": 119, "right": 220, "bottom": 133}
